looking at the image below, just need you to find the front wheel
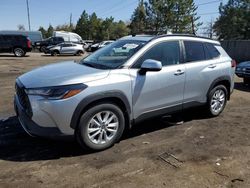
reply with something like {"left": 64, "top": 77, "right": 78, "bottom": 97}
{"left": 76, "top": 103, "right": 125, "bottom": 151}
{"left": 206, "top": 85, "right": 228, "bottom": 117}
{"left": 76, "top": 50, "right": 83, "bottom": 56}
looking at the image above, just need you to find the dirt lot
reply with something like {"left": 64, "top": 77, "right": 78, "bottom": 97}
{"left": 0, "top": 53, "right": 250, "bottom": 188}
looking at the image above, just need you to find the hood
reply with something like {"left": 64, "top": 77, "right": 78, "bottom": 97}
{"left": 237, "top": 61, "right": 250, "bottom": 68}
{"left": 18, "top": 61, "right": 110, "bottom": 88}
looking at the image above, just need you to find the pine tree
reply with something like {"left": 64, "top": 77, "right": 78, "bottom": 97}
{"left": 38, "top": 26, "right": 47, "bottom": 38}
{"left": 130, "top": 0, "right": 147, "bottom": 35}
{"left": 74, "top": 10, "right": 89, "bottom": 40}
{"left": 46, "top": 24, "right": 54, "bottom": 38}
{"left": 213, "top": 0, "right": 250, "bottom": 39}
{"left": 144, "top": 0, "right": 201, "bottom": 34}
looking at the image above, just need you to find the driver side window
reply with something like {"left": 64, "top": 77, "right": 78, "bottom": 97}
{"left": 133, "top": 41, "right": 180, "bottom": 68}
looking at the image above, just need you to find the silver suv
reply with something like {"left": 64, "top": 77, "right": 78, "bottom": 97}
{"left": 14, "top": 35, "right": 235, "bottom": 150}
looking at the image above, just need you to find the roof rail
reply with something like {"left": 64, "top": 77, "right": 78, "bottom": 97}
{"left": 153, "top": 33, "right": 217, "bottom": 41}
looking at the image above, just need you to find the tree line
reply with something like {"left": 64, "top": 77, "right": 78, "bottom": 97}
{"left": 37, "top": 0, "right": 249, "bottom": 40}
{"left": 38, "top": 12, "right": 129, "bottom": 41}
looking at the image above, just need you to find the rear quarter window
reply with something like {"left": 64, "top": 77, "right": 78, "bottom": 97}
{"left": 204, "top": 43, "right": 220, "bottom": 59}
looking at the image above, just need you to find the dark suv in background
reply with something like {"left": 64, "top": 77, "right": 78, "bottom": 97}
{"left": 0, "top": 34, "right": 32, "bottom": 57}
{"left": 34, "top": 37, "right": 64, "bottom": 52}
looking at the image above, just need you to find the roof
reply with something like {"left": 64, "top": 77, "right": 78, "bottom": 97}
{"left": 120, "top": 35, "right": 154, "bottom": 42}
{"left": 120, "top": 34, "right": 219, "bottom": 44}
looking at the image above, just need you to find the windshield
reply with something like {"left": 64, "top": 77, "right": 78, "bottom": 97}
{"left": 80, "top": 39, "right": 146, "bottom": 69}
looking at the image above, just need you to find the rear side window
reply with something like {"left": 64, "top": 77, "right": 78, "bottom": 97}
{"left": 204, "top": 43, "right": 220, "bottom": 59}
{"left": 133, "top": 41, "right": 180, "bottom": 68}
{"left": 62, "top": 44, "right": 72, "bottom": 47}
{"left": 184, "top": 41, "right": 205, "bottom": 62}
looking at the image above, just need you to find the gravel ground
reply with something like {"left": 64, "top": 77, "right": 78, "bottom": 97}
{"left": 0, "top": 53, "right": 250, "bottom": 188}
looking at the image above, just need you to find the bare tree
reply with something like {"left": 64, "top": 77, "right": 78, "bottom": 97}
{"left": 17, "top": 24, "right": 25, "bottom": 31}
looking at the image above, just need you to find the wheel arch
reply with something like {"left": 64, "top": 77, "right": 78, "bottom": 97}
{"left": 207, "top": 76, "right": 231, "bottom": 100}
{"left": 70, "top": 91, "right": 131, "bottom": 131}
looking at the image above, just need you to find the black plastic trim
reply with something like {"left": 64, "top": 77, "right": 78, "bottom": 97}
{"left": 70, "top": 90, "right": 131, "bottom": 129}
{"left": 206, "top": 76, "right": 231, "bottom": 99}
{"left": 133, "top": 104, "right": 182, "bottom": 124}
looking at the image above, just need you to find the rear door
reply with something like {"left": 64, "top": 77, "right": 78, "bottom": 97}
{"left": 182, "top": 40, "right": 223, "bottom": 105}
{"left": 1, "top": 35, "right": 12, "bottom": 52}
{"left": 60, "top": 43, "right": 73, "bottom": 54}
{"left": 129, "top": 40, "right": 186, "bottom": 121}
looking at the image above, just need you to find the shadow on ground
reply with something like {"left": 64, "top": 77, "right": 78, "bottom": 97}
{"left": 0, "top": 55, "right": 30, "bottom": 58}
{"left": 234, "top": 81, "right": 250, "bottom": 92}
{"left": 0, "top": 108, "right": 209, "bottom": 162}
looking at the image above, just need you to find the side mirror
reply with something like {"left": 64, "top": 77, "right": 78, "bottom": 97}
{"left": 140, "top": 59, "right": 162, "bottom": 74}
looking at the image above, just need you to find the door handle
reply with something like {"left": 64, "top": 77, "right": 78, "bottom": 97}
{"left": 208, "top": 64, "right": 216, "bottom": 69}
{"left": 174, "top": 69, "right": 185, "bottom": 75}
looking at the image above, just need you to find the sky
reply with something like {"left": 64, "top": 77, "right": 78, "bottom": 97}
{"left": 0, "top": 0, "right": 224, "bottom": 31}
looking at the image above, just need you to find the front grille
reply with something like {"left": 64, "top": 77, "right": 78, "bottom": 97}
{"left": 16, "top": 81, "right": 32, "bottom": 117}
{"left": 246, "top": 68, "right": 250, "bottom": 74}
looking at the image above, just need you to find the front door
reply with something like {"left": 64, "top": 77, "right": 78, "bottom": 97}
{"left": 129, "top": 40, "right": 186, "bottom": 121}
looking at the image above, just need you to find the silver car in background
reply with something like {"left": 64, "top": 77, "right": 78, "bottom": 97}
{"left": 14, "top": 34, "right": 235, "bottom": 151}
{"left": 45, "top": 42, "right": 84, "bottom": 56}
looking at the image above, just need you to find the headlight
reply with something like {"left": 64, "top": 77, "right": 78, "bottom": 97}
{"left": 243, "top": 68, "right": 246, "bottom": 71}
{"left": 25, "top": 84, "right": 87, "bottom": 100}
{"left": 236, "top": 67, "right": 241, "bottom": 71}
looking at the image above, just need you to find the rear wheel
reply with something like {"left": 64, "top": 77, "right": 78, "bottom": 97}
{"left": 51, "top": 50, "right": 59, "bottom": 56}
{"left": 13, "top": 48, "right": 25, "bottom": 57}
{"left": 76, "top": 103, "right": 125, "bottom": 151}
{"left": 206, "top": 85, "right": 227, "bottom": 117}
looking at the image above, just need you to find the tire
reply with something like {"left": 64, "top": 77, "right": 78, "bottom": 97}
{"left": 13, "top": 48, "right": 25, "bottom": 57}
{"left": 76, "top": 103, "right": 125, "bottom": 151}
{"left": 76, "top": 50, "right": 83, "bottom": 56}
{"left": 206, "top": 85, "right": 228, "bottom": 117}
{"left": 40, "top": 46, "right": 46, "bottom": 52}
{"left": 243, "top": 78, "right": 250, "bottom": 85}
{"left": 51, "top": 50, "right": 59, "bottom": 56}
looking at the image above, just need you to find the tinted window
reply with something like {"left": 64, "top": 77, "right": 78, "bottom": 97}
{"left": 62, "top": 44, "right": 72, "bottom": 47}
{"left": 2, "top": 35, "right": 12, "bottom": 41}
{"left": 184, "top": 41, "right": 205, "bottom": 62}
{"left": 134, "top": 41, "right": 180, "bottom": 68}
{"left": 205, "top": 43, "right": 220, "bottom": 59}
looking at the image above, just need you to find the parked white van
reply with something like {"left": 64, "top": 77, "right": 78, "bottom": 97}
{"left": 53, "top": 31, "right": 83, "bottom": 43}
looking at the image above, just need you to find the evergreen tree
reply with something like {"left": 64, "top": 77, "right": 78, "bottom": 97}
{"left": 88, "top": 13, "right": 102, "bottom": 40}
{"left": 213, "top": 0, "right": 250, "bottom": 39}
{"left": 101, "top": 17, "right": 114, "bottom": 40}
{"left": 46, "top": 24, "right": 54, "bottom": 38}
{"left": 144, "top": 0, "right": 201, "bottom": 34}
{"left": 74, "top": 10, "right": 89, "bottom": 39}
{"left": 111, "top": 21, "right": 130, "bottom": 39}
{"left": 38, "top": 26, "right": 47, "bottom": 38}
{"left": 130, "top": 0, "right": 147, "bottom": 35}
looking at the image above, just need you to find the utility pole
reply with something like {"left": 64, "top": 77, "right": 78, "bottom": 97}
{"left": 26, "top": 0, "right": 31, "bottom": 31}
{"left": 70, "top": 13, "right": 72, "bottom": 27}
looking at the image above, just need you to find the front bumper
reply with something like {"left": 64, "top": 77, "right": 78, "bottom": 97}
{"left": 14, "top": 95, "right": 66, "bottom": 138}
{"left": 235, "top": 71, "right": 250, "bottom": 78}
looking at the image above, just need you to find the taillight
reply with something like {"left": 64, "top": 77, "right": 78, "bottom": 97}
{"left": 27, "top": 40, "right": 31, "bottom": 48}
{"left": 231, "top": 60, "right": 236, "bottom": 67}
